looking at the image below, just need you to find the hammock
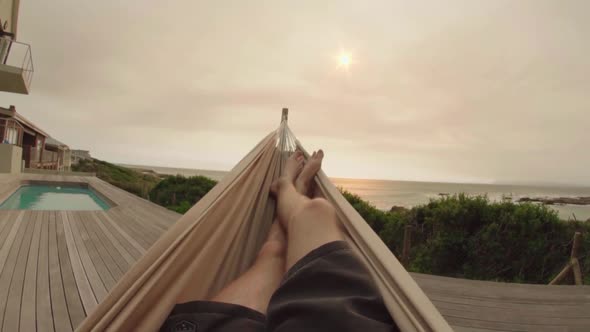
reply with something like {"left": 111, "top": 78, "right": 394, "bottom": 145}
{"left": 77, "top": 111, "right": 452, "bottom": 332}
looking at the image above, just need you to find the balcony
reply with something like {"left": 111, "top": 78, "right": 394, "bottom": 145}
{"left": 0, "top": 38, "right": 34, "bottom": 94}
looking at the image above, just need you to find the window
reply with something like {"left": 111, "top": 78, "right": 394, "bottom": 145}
{"left": 3, "top": 127, "right": 18, "bottom": 145}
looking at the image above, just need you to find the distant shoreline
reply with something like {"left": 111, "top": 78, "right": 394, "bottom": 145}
{"left": 119, "top": 163, "right": 590, "bottom": 189}
{"left": 118, "top": 163, "right": 590, "bottom": 220}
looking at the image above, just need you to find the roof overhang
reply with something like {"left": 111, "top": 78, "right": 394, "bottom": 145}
{"left": 0, "top": 107, "right": 50, "bottom": 137}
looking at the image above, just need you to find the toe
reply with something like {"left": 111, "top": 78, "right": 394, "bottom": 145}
{"left": 316, "top": 149, "right": 324, "bottom": 160}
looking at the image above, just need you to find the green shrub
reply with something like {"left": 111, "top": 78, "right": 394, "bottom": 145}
{"left": 72, "top": 159, "right": 160, "bottom": 197}
{"left": 149, "top": 175, "right": 218, "bottom": 214}
{"left": 341, "top": 191, "right": 589, "bottom": 284}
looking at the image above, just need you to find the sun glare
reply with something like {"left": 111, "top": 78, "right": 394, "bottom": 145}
{"left": 338, "top": 53, "right": 352, "bottom": 67}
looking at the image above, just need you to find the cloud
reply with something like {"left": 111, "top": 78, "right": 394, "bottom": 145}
{"left": 2, "top": 0, "right": 589, "bottom": 185}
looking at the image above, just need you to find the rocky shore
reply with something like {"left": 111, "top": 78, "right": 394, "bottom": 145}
{"left": 518, "top": 196, "right": 590, "bottom": 205}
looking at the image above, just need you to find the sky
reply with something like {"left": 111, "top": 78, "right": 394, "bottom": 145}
{"left": 3, "top": 0, "right": 589, "bottom": 185}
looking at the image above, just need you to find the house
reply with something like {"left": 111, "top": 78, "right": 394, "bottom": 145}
{"left": 0, "top": 105, "right": 71, "bottom": 173}
{"left": 45, "top": 137, "right": 72, "bottom": 171}
{"left": 71, "top": 149, "right": 92, "bottom": 165}
{"left": 0, "top": 0, "right": 33, "bottom": 94}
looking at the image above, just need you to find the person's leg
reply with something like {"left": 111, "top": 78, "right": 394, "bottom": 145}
{"left": 268, "top": 150, "right": 396, "bottom": 332}
{"left": 174, "top": 151, "right": 305, "bottom": 312}
{"left": 273, "top": 150, "right": 344, "bottom": 270}
{"left": 208, "top": 221, "right": 287, "bottom": 314}
{"left": 164, "top": 227, "right": 285, "bottom": 332}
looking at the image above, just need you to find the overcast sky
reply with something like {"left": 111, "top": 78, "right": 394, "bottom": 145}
{"left": 3, "top": 0, "right": 589, "bottom": 185}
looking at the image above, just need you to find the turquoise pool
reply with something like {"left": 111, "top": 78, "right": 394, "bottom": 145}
{"left": 0, "top": 185, "right": 110, "bottom": 211}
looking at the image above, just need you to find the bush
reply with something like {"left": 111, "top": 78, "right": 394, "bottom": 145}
{"left": 149, "top": 175, "right": 218, "bottom": 214}
{"left": 341, "top": 191, "right": 590, "bottom": 284}
{"left": 73, "top": 159, "right": 160, "bottom": 197}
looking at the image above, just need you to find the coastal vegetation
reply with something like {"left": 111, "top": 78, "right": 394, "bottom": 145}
{"left": 72, "top": 159, "right": 160, "bottom": 197}
{"left": 75, "top": 159, "right": 588, "bottom": 284}
{"left": 72, "top": 159, "right": 217, "bottom": 213}
{"left": 342, "top": 190, "right": 590, "bottom": 285}
{"left": 149, "top": 175, "right": 218, "bottom": 213}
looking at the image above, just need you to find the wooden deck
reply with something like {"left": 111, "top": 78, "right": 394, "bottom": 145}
{"left": 412, "top": 273, "right": 590, "bottom": 332}
{"left": 0, "top": 173, "right": 589, "bottom": 331}
{"left": 0, "top": 173, "right": 180, "bottom": 331}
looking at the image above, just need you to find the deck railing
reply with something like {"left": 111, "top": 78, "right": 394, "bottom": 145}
{"left": 0, "top": 37, "right": 34, "bottom": 90}
{"left": 26, "top": 147, "right": 61, "bottom": 170}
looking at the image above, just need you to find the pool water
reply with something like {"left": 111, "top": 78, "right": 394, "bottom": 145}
{"left": 0, "top": 185, "right": 110, "bottom": 211}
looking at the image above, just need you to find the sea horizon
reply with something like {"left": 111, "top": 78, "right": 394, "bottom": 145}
{"left": 118, "top": 163, "right": 590, "bottom": 189}
{"left": 120, "top": 163, "right": 590, "bottom": 221}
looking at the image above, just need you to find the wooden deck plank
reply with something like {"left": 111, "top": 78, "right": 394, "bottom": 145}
{"left": 89, "top": 213, "right": 135, "bottom": 267}
{"left": 116, "top": 207, "right": 161, "bottom": 245}
{"left": 69, "top": 212, "right": 116, "bottom": 292}
{"left": 108, "top": 208, "right": 155, "bottom": 249}
{"left": 428, "top": 295, "right": 590, "bottom": 317}
{"left": 36, "top": 212, "right": 54, "bottom": 332}
{"left": 413, "top": 273, "right": 590, "bottom": 297}
{"left": 95, "top": 212, "right": 143, "bottom": 261}
{"left": 99, "top": 210, "right": 148, "bottom": 254}
{"left": 0, "top": 211, "right": 23, "bottom": 273}
{"left": 105, "top": 208, "right": 151, "bottom": 248}
{"left": 437, "top": 304, "right": 590, "bottom": 326}
{"left": 118, "top": 206, "right": 167, "bottom": 238}
{"left": 2, "top": 211, "right": 36, "bottom": 332}
{"left": 77, "top": 211, "right": 122, "bottom": 286}
{"left": 66, "top": 211, "right": 108, "bottom": 303}
{"left": 0, "top": 211, "right": 29, "bottom": 329}
{"left": 0, "top": 211, "right": 15, "bottom": 243}
{"left": 61, "top": 211, "right": 98, "bottom": 314}
{"left": 412, "top": 273, "right": 590, "bottom": 331}
{"left": 83, "top": 212, "right": 129, "bottom": 277}
{"left": 19, "top": 211, "right": 43, "bottom": 332}
{"left": 89, "top": 177, "right": 178, "bottom": 227}
{"left": 48, "top": 211, "right": 73, "bottom": 332}
{"left": 55, "top": 211, "right": 85, "bottom": 329}
{"left": 121, "top": 203, "right": 170, "bottom": 232}
{"left": 414, "top": 274, "right": 590, "bottom": 303}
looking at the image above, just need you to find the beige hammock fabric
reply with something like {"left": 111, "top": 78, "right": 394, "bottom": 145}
{"left": 77, "top": 120, "right": 452, "bottom": 332}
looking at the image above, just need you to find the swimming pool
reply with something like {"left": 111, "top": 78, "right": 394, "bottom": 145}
{"left": 0, "top": 185, "right": 111, "bottom": 211}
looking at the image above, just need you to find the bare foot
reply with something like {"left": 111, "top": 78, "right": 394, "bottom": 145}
{"left": 295, "top": 149, "right": 324, "bottom": 196}
{"left": 270, "top": 151, "right": 304, "bottom": 194}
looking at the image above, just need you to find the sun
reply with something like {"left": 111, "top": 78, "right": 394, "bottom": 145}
{"left": 338, "top": 53, "right": 352, "bottom": 67}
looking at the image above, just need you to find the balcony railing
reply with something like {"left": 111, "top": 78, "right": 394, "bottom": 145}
{"left": 0, "top": 38, "right": 34, "bottom": 94}
{"left": 26, "top": 147, "right": 61, "bottom": 170}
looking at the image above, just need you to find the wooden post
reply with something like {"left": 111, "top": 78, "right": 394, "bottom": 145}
{"left": 402, "top": 225, "right": 412, "bottom": 266}
{"left": 572, "top": 259, "right": 583, "bottom": 285}
{"left": 282, "top": 108, "right": 288, "bottom": 122}
{"left": 571, "top": 232, "right": 583, "bottom": 285}
{"left": 549, "top": 262, "right": 573, "bottom": 285}
{"left": 549, "top": 232, "right": 584, "bottom": 285}
{"left": 571, "top": 232, "right": 581, "bottom": 259}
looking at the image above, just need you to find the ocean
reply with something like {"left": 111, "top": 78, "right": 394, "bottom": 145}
{"left": 122, "top": 164, "right": 590, "bottom": 221}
